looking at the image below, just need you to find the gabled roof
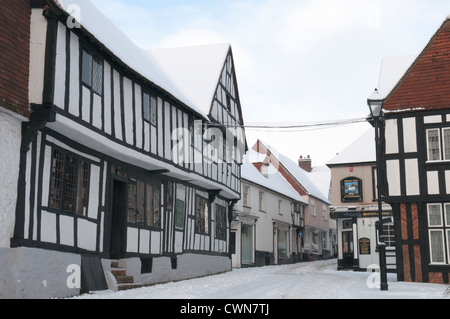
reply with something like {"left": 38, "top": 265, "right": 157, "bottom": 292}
{"left": 52, "top": 0, "right": 232, "bottom": 119}
{"left": 148, "top": 44, "right": 231, "bottom": 118}
{"left": 377, "top": 56, "right": 417, "bottom": 100}
{"left": 255, "top": 141, "right": 331, "bottom": 204}
{"left": 241, "top": 149, "right": 308, "bottom": 204}
{"left": 327, "top": 128, "right": 375, "bottom": 166}
{"left": 382, "top": 17, "right": 450, "bottom": 113}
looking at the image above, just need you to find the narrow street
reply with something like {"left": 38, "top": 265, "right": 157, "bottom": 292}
{"left": 73, "top": 259, "right": 448, "bottom": 299}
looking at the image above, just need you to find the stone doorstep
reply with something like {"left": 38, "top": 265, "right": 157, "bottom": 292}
{"left": 117, "top": 282, "right": 145, "bottom": 291}
{"left": 109, "top": 260, "right": 144, "bottom": 291}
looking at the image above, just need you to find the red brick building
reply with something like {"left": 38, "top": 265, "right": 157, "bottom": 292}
{"left": 378, "top": 17, "right": 450, "bottom": 284}
{"left": 0, "top": 0, "right": 31, "bottom": 118}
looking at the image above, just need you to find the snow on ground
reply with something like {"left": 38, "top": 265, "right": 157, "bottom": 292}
{"left": 72, "top": 259, "right": 448, "bottom": 300}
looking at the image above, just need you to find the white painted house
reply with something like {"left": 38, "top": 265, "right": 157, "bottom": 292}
{"left": 253, "top": 141, "right": 334, "bottom": 260}
{"left": 232, "top": 149, "right": 307, "bottom": 268}
{"left": 4, "top": 0, "right": 247, "bottom": 298}
{"left": 328, "top": 128, "right": 396, "bottom": 272}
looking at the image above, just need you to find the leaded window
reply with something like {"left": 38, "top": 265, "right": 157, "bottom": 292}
{"left": 143, "top": 92, "right": 157, "bottom": 126}
{"left": 195, "top": 195, "right": 209, "bottom": 234}
{"left": 81, "top": 47, "right": 103, "bottom": 96}
{"left": 427, "top": 129, "right": 441, "bottom": 161}
{"left": 215, "top": 204, "right": 227, "bottom": 240}
{"left": 127, "top": 179, "right": 161, "bottom": 228}
{"left": 427, "top": 203, "right": 450, "bottom": 264}
{"left": 49, "top": 149, "right": 90, "bottom": 216}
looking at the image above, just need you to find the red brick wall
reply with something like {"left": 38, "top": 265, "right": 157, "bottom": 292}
{"left": 384, "top": 19, "right": 450, "bottom": 113}
{"left": 400, "top": 203, "right": 423, "bottom": 283}
{"left": 0, "top": 0, "right": 31, "bottom": 118}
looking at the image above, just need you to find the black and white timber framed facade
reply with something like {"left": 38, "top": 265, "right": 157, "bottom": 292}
{"left": 375, "top": 18, "right": 450, "bottom": 284}
{"left": 8, "top": 0, "right": 246, "bottom": 297}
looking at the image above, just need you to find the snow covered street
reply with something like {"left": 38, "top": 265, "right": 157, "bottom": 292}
{"left": 73, "top": 259, "right": 448, "bottom": 300}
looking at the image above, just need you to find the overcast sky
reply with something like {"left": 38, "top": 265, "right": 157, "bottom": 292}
{"left": 90, "top": 0, "right": 450, "bottom": 166}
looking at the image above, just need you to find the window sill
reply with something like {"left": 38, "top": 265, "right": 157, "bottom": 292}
{"left": 426, "top": 160, "right": 450, "bottom": 164}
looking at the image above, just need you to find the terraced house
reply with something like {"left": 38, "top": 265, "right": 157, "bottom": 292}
{"left": 1, "top": 0, "right": 246, "bottom": 298}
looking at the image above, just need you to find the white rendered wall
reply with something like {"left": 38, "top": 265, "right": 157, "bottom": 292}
{"left": 0, "top": 110, "right": 23, "bottom": 248}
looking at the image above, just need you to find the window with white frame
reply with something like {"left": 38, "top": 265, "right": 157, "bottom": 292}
{"left": 426, "top": 128, "right": 450, "bottom": 161}
{"left": 259, "top": 191, "right": 266, "bottom": 212}
{"left": 243, "top": 185, "right": 251, "bottom": 207}
{"left": 278, "top": 199, "right": 283, "bottom": 215}
{"left": 310, "top": 198, "right": 316, "bottom": 216}
{"left": 427, "top": 203, "right": 450, "bottom": 264}
{"left": 380, "top": 223, "right": 395, "bottom": 248}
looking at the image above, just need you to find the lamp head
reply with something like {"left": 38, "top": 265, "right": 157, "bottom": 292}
{"left": 367, "top": 89, "right": 384, "bottom": 119}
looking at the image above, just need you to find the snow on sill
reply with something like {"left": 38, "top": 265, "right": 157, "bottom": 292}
{"left": 426, "top": 160, "right": 450, "bottom": 164}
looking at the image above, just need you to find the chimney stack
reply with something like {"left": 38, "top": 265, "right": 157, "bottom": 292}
{"left": 298, "top": 155, "right": 312, "bottom": 172}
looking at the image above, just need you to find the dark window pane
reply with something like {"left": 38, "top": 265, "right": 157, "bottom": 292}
{"left": 81, "top": 48, "right": 92, "bottom": 87}
{"left": 50, "top": 149, "right": 65, "bottom": 209}
{"left": 63, "top": 155, "right": 77, "bottom": 213}
{"left": 76, "top": 160, "right": 90, "bottom": 216}
{"left": 128, "top": 179, "right": 137, "bottom": 223}
{"left": 150, "top": 96, "right": 157, "bottom": 126}
{"left": 92, "top": 55, "right": 103, "bottom": 95}
{"left": 143, "top": 93, "right": 150, "bottom": 122}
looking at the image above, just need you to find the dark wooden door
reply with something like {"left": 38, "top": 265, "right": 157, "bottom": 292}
{"left": 342, "top": 231, "right": 354, "bottom": 269}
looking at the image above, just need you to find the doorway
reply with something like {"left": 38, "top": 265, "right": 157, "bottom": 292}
{"left": 241, "top": 224, "right": 254, "bottom": 265}
{"left": 110, "top": 179, "right": 127, "bottom": 259}
{"left": 342, "top": 231, "right": 354, "bottom": 269}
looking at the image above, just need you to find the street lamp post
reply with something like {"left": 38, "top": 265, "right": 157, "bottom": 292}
{"left": 367, "top": 88, "right": 389, "bottom": 291}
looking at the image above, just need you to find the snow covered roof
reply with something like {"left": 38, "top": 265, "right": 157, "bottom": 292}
{"left": 53, "top": 0, "right": 230, "bottom": 119}
{"left": 241, "top": 150, "right": 308, "bottom": 204}
{"left": 310, "top": 165, "right": 331, "bottom": 202}
{"left": 257, "top": 142, "right": 331, "bottom": 204}
{"left": 376, "top": 55, "right": 417, "bottom": 99}
{"left": 148, "top": 44, "right": 231, "bottom": 118}
{"left": 326, "top": 128, "right": 376, "bottom": 166}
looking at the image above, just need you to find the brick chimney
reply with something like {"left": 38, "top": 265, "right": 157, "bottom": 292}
{"left": 298, "top": 155, "right": 312, "bottom": 172}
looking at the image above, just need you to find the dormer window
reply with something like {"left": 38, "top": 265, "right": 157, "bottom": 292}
{"left": 81, "top": 47, "right": 103, "bottom": 96}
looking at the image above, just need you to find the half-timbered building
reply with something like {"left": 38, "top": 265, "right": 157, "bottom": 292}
{"left": 376, "top": 17, "right": 450, "bottom": 284}
{"left": 7, "top": 0, "right": 246, "bottom": 298}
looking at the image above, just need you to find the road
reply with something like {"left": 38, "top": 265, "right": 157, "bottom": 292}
{"left": 73, "top": 259, "right": 448, "bottom": 300}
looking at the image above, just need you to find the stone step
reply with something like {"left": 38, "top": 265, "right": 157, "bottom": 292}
{"left": 111, "top": 268, "right": 127, "bottom": 277}
{"left": 108, "top": 259, "right": 143, "bottom": 291}
{"left": 117, "top": 283, "right": 145, "bottom": 291}
{"left": 115, "top": 275, "right": 134, "bottom": 284}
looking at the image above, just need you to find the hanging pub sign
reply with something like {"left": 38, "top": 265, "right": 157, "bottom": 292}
{"left": 341, "top": 177, "right": 363, "bottom": 202}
